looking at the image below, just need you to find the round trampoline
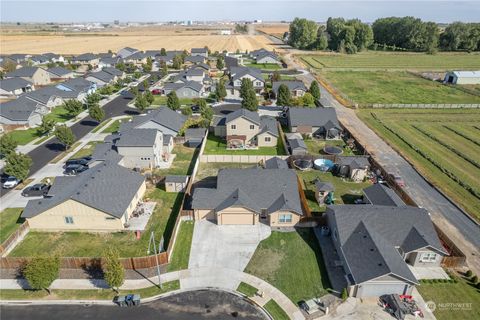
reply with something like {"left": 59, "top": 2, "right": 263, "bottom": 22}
{"left": 314, "top": 159, "right": 334, "bottom": 172}
{"left": 293, "top": 159, "right": 312, "bottom": 171}
{"left": 323, "top": 145, "right": 343, "bottom": 155}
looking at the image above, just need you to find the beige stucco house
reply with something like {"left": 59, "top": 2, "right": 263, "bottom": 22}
{"left": 21, "top": 162, "right": 146, "bottom": 232}
{"left": 115, "top": 128, "right": 166, "bottom": 169}
{"left": 5, "top": 67, "right": 51, "bottom": 86}
{"left": 192, "top": 168, "right": 303, "bottom": 226}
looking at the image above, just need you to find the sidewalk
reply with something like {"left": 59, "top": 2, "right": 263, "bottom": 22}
{"left": 0, "top": 267, "right": 305, "bottom": 320}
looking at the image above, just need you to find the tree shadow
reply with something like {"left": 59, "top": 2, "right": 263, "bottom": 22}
{"left": 341, "top": 194, "right": 362, "bottom": 205}
{"left": 162, "top": 192, "right": 185, "bottom": 249}
{"left": 45, "top": 142, "right": 65, "bottom": 151}
{"left": 80, "top": 120, "right": 98, "bottom": 127}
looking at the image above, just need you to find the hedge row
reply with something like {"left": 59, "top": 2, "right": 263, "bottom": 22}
{"left": 443, "top": 126, "right": 480, "bottom": 147}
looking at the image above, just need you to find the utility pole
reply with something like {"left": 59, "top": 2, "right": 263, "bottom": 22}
{"left": 149, "top": 231, "right": 162, "bottom": 289}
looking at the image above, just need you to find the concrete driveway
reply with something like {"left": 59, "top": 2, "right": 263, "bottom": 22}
{"left": 188, "top": 220, "right": 271, "bottom": 271}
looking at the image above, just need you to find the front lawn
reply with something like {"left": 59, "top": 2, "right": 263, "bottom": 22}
{"left": 44, "top": 105, "right": 73, "bottom": 123}
{"left": 264, "top": 299, "right": 290, "bottom": 320}
{"left": 417, "top": 272, "right": 480, "bottom": 320}
{"left": 203, "top": 134, "right": 286, "bottom": 156}
{"left": 100, "top": 117, "right": 132, "bottom": 134}
{"left": 296, "top": 170, "right": 372, "bottom": 213}
{"left": 304, "top": 138, "right": 356, "bottom": 156}
{"left": 69, "top": 141, "right": 102, "bottom": 159}
{"left": 153, "top": 144, "right": 198, "bottom": 176}
{"left": 237, "top": 282, "right": 258, "bottom": 297}
{"left": 0, "top": 208, "right": 24, "bottom": 243}
{"left": 244, "top": 63, "right": 282, "bottom": 70}
{"left": 244, "top": 229, "right": 330, "bottom": 304}
{"left": 9, "top": 189, "right": 184, "bottom": 257}
{"left": 152, "top": 96, "right": 194, "bottom": 106}
{"left": 167, "top": 221, "right": 194, "bottom": 272}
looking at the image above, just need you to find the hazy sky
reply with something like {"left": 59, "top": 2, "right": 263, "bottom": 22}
{"left": 1, "top": 1, "right": 479, "bottom": 23}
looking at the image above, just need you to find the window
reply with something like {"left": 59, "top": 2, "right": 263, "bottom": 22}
{"left": 420, "top": 252, "right": 437, "bottom": 263}
{"left": 256, "top": 81, "right": 262, "bottom": 86}
{"left": 279, "top": 214, "right": 292, "bottom": 223}
{"left": 231, "top": 124, "right": 236, "bottom": 130}
{"left": 265, "top": 137, "right": 271, "bottom": 142}
{"left": 250, "top": 125, "right": 255, "bottom": 130}
{"left": 64, "top": 216, "right": 74, "bottom": 224}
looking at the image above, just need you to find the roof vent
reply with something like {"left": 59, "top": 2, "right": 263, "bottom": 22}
{"left": 370, "top": 248, "right": 375, "bottom": 252}
{"left": 363, "top": 235, "right": 368, "bottom": 239}
{"left": 84, "top": 184, "right": 88, "bottom": 187}
{"left": 378, "top": 263, "right": 383, "bottom": 266}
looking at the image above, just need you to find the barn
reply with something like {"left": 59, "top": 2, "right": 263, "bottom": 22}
{"left": 444, "top": 71, "right": 480, "bottom": 85}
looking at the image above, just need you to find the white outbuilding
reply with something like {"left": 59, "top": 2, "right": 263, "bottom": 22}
{"left": 444, "top": 71, "right": 480, "bottom": 85}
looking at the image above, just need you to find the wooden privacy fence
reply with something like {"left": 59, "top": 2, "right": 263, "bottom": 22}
{"left": 434, "top": 225, "right": 467, "bottom": 268}
{"left": 296, "top": 175, "right": 311, "bottom": 218}
{"left": 0, "top": 221, "right": 30, "bottom": 257}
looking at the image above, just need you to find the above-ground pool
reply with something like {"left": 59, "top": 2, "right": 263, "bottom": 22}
{"left": 314, "top": 159, "right": 334, "bottom": 171}
{"left": 293, "top": 159, "right": 312, "bottom": 171}
{"left": 323, "top": 145, "right": 344, "bottom": 155}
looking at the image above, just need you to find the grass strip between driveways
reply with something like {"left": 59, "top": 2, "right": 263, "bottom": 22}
{"left": 264, "top": 299, "right": 290, "bottom": 320}
{"left": 167, "top": 221, "right": 194, "bottom": 272}
{"left": 0, "top": 280, "right": 180, "bottom": 300}
{"left": 236, "top": 282, "right": 258, "bottom": 298}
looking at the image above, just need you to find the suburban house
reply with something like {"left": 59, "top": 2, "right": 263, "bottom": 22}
{"left": 114, "top": 128, "right": 166, "bottom": 169}
{"left": 362, "top": 184, "right": 405, "bottom": 207}
{"left": 285, "top": 132, "right": 308, "bottom": 155}
{"left": 0, "top": 78, "right": 35, "bottom": 97}
{"left": 23, "top": 86, "right": 65, "bottom": 110}
{"left": 165, "top": 175, "right": 189, "bottom": 193}
{"left": 287, "top": 107, "right": 342, "bottom": 139}
{"left": 42, "top": 53, "right": 65, "bottom": 63}
{"left": 444, "top": 70, "right": 480, "bottom": 85}
{"left": 163, "top": 81, "right": 205, "bottom": 98}
{"left": 0, "top": 96, "right": 46, "bottom": 128}
{"left": 99, "top": 57, "right": 123, "bottom": 69}
{"left": 29, "top": 54, "right": 50, "bottom": 65}
{"left": 102, "top": 67, "right": 125, "bottom": 79}
{"left": 255, "top": 51, "right": 281, "bottom": 65}
{"left": 250, "top": 48, "right": 270, "bottom": 59}
{"left": 264, "top": 157, "right": 289, "bottom": 169}
{"left": 119, "top": 107, "right": 187, "bottom": 137}
{"left": 326, "top": 205, "right": 448, "bottom": 297}
{"left": 212, "top": 109, "right": 278, "bottom": 149}
{"left": 85, "top": 70, "right": 117, "bottom": 87}
{"left": 124, "top": 51, "right": 148, "bottom": 66}
{"left": 192, "top": 168, "right": 304, "bottom": 226}
{"left": 191, "top": 48, "right": 209, "bottom": 57}
{"left": 72, "top": 53, "right": 100, "bottom": 67}
{"left": 185, "top": 55, "right": 206, "bottom": 65}
{"left": 272, "top": 81, "right": 307, "bottom": 98}
{"left": 5, "top": 67, "right": 51, "bottom": 86}
{"left": 227, "top": 67, "right": 265, "bottom": 97}
{"left": 47, "top": 67, "right": 76, "bottom": 80}
{"left": 21, "top": 161, "right": 146, "bottom": 231}
{"left": 55, "top": 77, "right": 96, "bottom": 101}
{"left": 117, "top": 47, "right": 139, "bottom": 59}
{"left": 335, "top": 156, "right": 370, "bottom": 182}
{"left": 173, "top": 66, "right": 211, "bottom": 84}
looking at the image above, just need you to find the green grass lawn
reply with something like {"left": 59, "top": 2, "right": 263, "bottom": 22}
{"left": 417, "top": 272, "right": 480, "bottom": 320}
{"left": 264, "top": 299, "right": 290, "bottom": 320}
{"left": 152, "top": 96, "right": 194, "bottom": 106}
{"left": 44, "top": 105, "right": 73, "bottom": 123}
{"left": 167, "top": 221, "right": 194, "bottom": 272}
{"left": 357, "top": 108, "right": 480, "bottom": 221}
{"left": 69, "top": 141, "right": 102, "bottom": 159}
{"left": 300, "top": 52, "right": 480, "bottom": 70}
{"left": 203, "top": 134, "right": 286, "bottom": 155}
{"left": 0, "top": 208, "right": 24, "bottom": 243}
{"left": 99, "top": 117, "right": 132, "bottom": 134}
{"left": 153, "top": 144, "right": 198, "bottom": 176}
{"left": 244, "top": 229, "right": 331, "bottom": 304}
{"left": 10, "top": 189, "right": 184, "bottom": 257}
{"left": 236, "top": 282, "right": 258, "bottom": 297}
{"left": 195, "top": 162, "right": 257, "bottom": 181}
{"left": 297, "top": 170, "right": 372, "bottom": 213}
{"left": 304, "top": 139, "right": 355, "bottom": 156}
{"left": 322, "top": 71, "right": 480, "bottom": 105}
{"left": 244, "top": 63, "right": 282, "bottom": 70}
{"left": 0, "top": 280, "right": 180, "bottom": 300}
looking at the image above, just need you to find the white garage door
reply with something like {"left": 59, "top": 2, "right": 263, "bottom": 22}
{"left": 220, "top": 213, "right": 254, "bottom": 225}
{"left": 357, "top": 283, "right": 410, "bottom": 298}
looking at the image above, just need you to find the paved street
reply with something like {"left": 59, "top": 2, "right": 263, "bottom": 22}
{"left": 0, "top": 290, "right": 268, "bottom": 320}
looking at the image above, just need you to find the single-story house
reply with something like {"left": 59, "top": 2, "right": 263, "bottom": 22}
{"left": 191, "top": 48, "right": 209, "bottom": 58}
{"left": 117, "top": 47, "right": 138, "bottom": 59}
{"left": 99, "top": 57, "right": 123, "bottom": 69}
{"left": 47, "top": 67, "right": 76, "bottom": 80}
{"left": 163, "top": 81, "right": 205, "bottom": 98}
{"left": 213, "top": 109, "right": 278, "bottom": 149}
{"left": 272, "top": 81, "right": 307, "bottom": 98}
{"left": 165, "top": 175, "right": 189, "bottom": 192}
{"left": 102, "top": 67, "right": 125, "bottom": 79}
{"left": 264, "top": 157, "right": 289, "bottom": 169}
{"left": 362, "top": 183, "right": 405, "bottom": 207}
{"left": 0, "top": 78, "right": 35, "bottom": 97}
{"left": 0, "top": 96, "right": 46, "bottom": 128}
{"left": 255, "top": 51, "right": 281, "bottom": 65}
{"left": 315, "top": 181, "right": 334, "bottom": 204}
{"left": 335, "top": 156, "right": 370, "bottom": 182}
{"left": 185, "top": 128, "right": 207, "bottom": 147}
{"left": 72, "top": 53, "right": 99, "bottom": 66}
{"left": 192, "top": 168, "right": 303, "bottom": 226}
{"left": 114, "top": 128, "right": 166, "bottom": 169}
{"left": 119, "top": 107, "right": 187, "bottom": 137}
{"left": 5, "top": 67, "right": 51, "bottom": 86}
{"left": 124, "top": 51, "right": 148, "bottom": 65}
{"left": 21, "top": 162, "right": 146, "bottom": 231}
{"left": 42, "top": 53, "right": 65, "bottom": 63}
{"left": 85, "top": 71, "right": 117, "bottom": 88}
{"left": 287, "top": 107, "right": 342, "bottom": 139}
{"left": 326, "top": 205, "right": 448, "bottom": 297}
{"left": 444, "top": 71, "right": 480, "bottom": 85}
{"left": 29, "top": 54, "right": 50, "bottom": 65}
{"left": 55, "top": 77, "right": 96, "bottom": 101}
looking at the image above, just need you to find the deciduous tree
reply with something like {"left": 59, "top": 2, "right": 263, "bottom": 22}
{"left": 55, "top": 125, "right": 76, "bottom": 150}
{"left": 63, "top": 100, "right": 84, "bottom": 117}
{"left": 167, "top": 91, "right": 180, "bottom": 110}
{"left": 37, "top": 117, "right": 56, "bottom": 135}
{"left": 23, "top": 255, "right": 60, "bottom": 294}
{"left": 215, "top": 80, "right": 227, "bottom": 101}
{"left": 4, "top": 152, "right": 32, "bottom": 181}
{"left": 0, "top": 134, "right": 18, "bottom": 157}
{"left": 89, "top": 104, "right": 105, "bottom": 123}
{"left": 102, "top": 248, "right": 124, "bottom": 293}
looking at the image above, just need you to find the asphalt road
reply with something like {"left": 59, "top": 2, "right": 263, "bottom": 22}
{"left": 0, "top": 290, "right": 267, "bottom": 320}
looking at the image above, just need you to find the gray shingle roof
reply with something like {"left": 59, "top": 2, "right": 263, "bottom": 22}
{"left": 74, "top": 53, "right": 97, "bottom": 62}
{"left": 231, "top": 67, "right": 263, "bottom": 82}
{"left": 120, "top": 107, "right": 186, "bottom": 135}
{"left": 191, "top": 48, "right": 208, "bottom": 54}
{"left": 115, "top": 128, "right": 158, "bottom": 147}
{"left": 23, "top": 86, "right": 62, "bottom": 105}
{"left": 185, "top": 128, "right": 206, "bottom": 140}
{"left": 336, "top": 156, "right": 370, "bottom": 168}
{"left": 288, "top": 138, "right": 307, "bottom": 150}
{"left": 0, "top": 78, "right": 33, "bottom": 92}
{"left": 315, "top": 181, "right": 334, "bottom": 192}
{"left": 102, "top": 67, "right": 123, "bottom": 77}
{"left": 259, "top": 116, "right": 279, "bottom": 137}
{"left": 287, "top": 107, "right": 340, "bottom": 129}
{"left": 327, "top": 205, "right": 448, "bottom": 284}
{"left": 185, "top": 55, "right": 206, "bottom": 63}
{"left": 6, "top": 67, "right": 43, "bottom": 78}
{"left": 272, "top": 81, "right": 306, "bottom": 94}
{"left": 47, "top": 67, "right": 72, "bottom": 77}
{"left": 87, "top": 71, "right": 115, "bottom": 84}
{"left": 192, "top": 168, "right": 303, "bottom": 215}
{"left": 264, "top": 157, "right": 289, "bottom": 169}
{"left": 225, "top": 108, "right": 260, "bottom": 125}
{"left": 57, "top": 77, "right": 94, "bottom": 93}
{"left": 363, "top": 184, "right": 405, "bottom": 207}
{"left": 255, "top": 51, "right": 279, "bottom": 62}
{"left": 22, "top": 162, "right": 145, "bottom": 219}
{"left": 0, "top": 96, "right": 41, "bottom": 121}
{"left": 165, "top": 175, "right": 188, "bottom": 183}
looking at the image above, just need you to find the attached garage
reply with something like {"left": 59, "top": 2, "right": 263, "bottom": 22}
{"left": 219, "top": 213, "right": 255, "bottom": 225}
{"left": 355, "top": 282, "right": 412, "bottom": 298}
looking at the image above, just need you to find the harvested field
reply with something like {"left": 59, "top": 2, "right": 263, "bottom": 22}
{"left": 357, "top": 108, "right": 480, "bottom": 221}
{"left": 256, "top": 23, "right": 289, "bottom": 38}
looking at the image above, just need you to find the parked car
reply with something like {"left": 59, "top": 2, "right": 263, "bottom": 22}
{"left": 2, "top": 176, "right": 20, "bottom": 189}
{"left": 22, "top": 184, "right": 51, "bottom": 197}
{"left": 388, "top": 173, "right": 405, "bottom": 187}
{"left": 191, "top": 105, "right": 200, "bottom": 112}
{"left": 64, "top": 156, "right": 92, "bottom": 168}
{"left": 64, "top": 164, "right": 88, "bottom": 175}
{"left": 151, "top": 89, "right": 161, "bottom": 95}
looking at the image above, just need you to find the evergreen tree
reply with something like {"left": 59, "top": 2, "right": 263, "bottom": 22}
{"left": 54, "top": 125, "right": 76, "bottom": 150}
{"left": 37, "top": 117, "right": 56, "bottom": 135}
{"left": 309, "top": 80, "right": 321, "bottom": 101}
{"left": 276, "top": 84, "right": 291, "bottom": 106}
{"left": 102, "top": 247, "right": 125, "bottom": 293}
{"left": 89, "top": 104, "right": 105, "bottom": 123}
{"left": 215, "top": 80, "right": 227, "bottom": 101}
{"left": 167, "top": 91, "right": 180, "bottom": 110}
{"left": 0, "top": 134, "right": 18, "bottom": 157}
{"left": 241, "top": 89, "right": 258, "bottom": 111}
{"left": 63, "top": 100, "right": 84, "bottom": 117}
{"left": 216, "top": 56, "right": 225, "bottom": 70}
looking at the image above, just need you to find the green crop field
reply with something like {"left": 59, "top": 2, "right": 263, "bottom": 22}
{"left": 300, "top": 52, "right": 480, "bottom": 71}
{"left": 357, "top": 108, "right": 480, "bottom": 221}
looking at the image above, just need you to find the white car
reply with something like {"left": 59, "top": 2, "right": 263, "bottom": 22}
{"left": 2, "top": 176, "right": 20, "bottom": 189}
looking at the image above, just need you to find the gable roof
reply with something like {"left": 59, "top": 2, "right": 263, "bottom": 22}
{"left": 117, "top": 47, "right": 138, "bottom": 58}
{"left": 315, "top": 181, "right": 334, "bottom": 192}
{"left": 30, "top": 55, "right": 50, "bottom": 64}
{"left": 225, "top": 108, "right": 260, "bottom": 125}
{"left": 56, "top": 77, "right": 94, "bottom": 93}
{"left": 363, "top": 184, "right": 405, "bottom": 207}
{"left": 22, "top": 162, "right": 145, "bottom": 219}
{"left": 287, "top": 138, "right": 307, "bottom": 150}
{"left": 86, "top": 71, "right": 115, "bottom": 83}
{"left": 231, "top": 67, "right": 263, "bottom": 82}
{"left": 23, "top": 86, "right": 62, "bottom": 105}
{"left": 120, "top": 107, "right": 187, "bottom": 134}
{"left": 255, "top": 51, "right": 279, "bottom": 62}
{"left": 47, "top": 67, "right": 73, "bottom": 77}
{"left": 336, "top": 156, "right": 370, "bottom": 169}
{"left": 6, "top": 67, "right": 43, "bottom": 78}
{"left": 259, "top": 116, "right": 279, "bottom": 137}
{"left": 102, "top": 67, "right": 123, "bottom": 77}
{"left": 287, "top": 107, "right": 341, "bottom": 129}
{"left": 264, "top": 157, "right": 289, "bottom": 169}
{"left": 115, "top": 128, "right": 159, "bottom": 147}
{"left": 272, "top": 81, "right": 307, "bottom": 93}
{"left": 165, "top": 175, "right": 189, "bottom": 183}
{"left": 74, "top": 53, "right": 97, "bottom": 62}
{"left": 0, "top": 96, "right": 41, "bottom": 121}
{"left": 185, "top": 55, "right": 206, "bottom": 63}
{"left": 0, "top": 78, "right": 33, "bottom": 92}
{"left": 191, "top": 48, "right": 208, "bottom": 54}
{"left": 192, "top": 168, "right": 303, "bottom": 215}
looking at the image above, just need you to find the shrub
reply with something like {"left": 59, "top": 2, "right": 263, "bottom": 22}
{"left": 341, "top": 288, "right": 348, "bottom": 301}
{"left": 465, "top": 270, "right": 473, "bottom": 278}
{"left": 471, "top": 275, "right": 478, "bottom": 283}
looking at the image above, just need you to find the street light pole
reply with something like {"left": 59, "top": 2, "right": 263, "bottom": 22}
{"left": 149, "top": 231, "right": 162, "bottom": 289}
